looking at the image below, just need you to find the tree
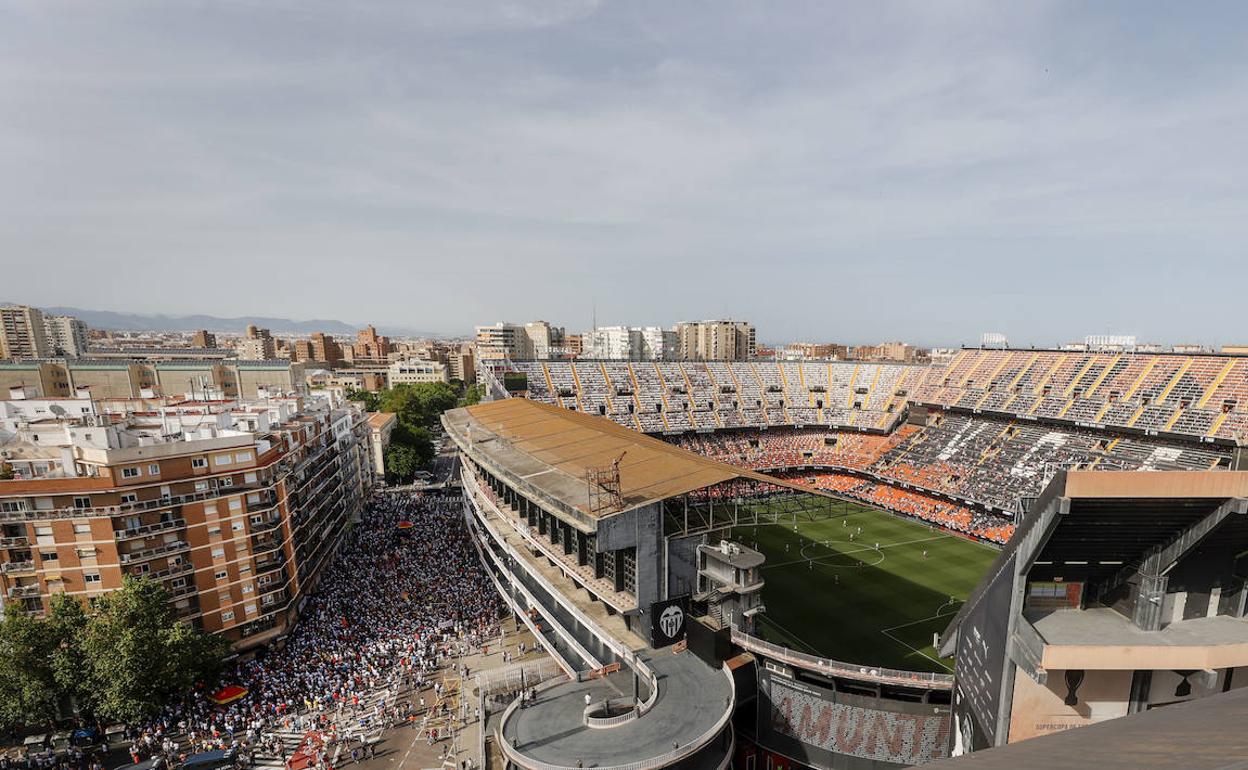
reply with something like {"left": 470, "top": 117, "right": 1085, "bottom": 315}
{"left": 344, "top": 388, "right": 381, "bottom": 412}
{"left": 46, "top": 593, "right": 89, "bottom": 711}
{"left": 379, "top": 382, "right": 459, "bottom": 431}
{"left": 458, "top": 384, "right": 485, "bottom": 407}
{"left": 0, "top": 605, "right": 59, "bottom": 730}
{"left": 77, "top": 577, "right": 229, "bottom": 724}
{"left": 384, "top": 444, "right": 423, "bottom": 483}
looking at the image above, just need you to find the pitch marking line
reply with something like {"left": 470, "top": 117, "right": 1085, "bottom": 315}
{"left": 878, "top": 602, "right": 964, "bottom": 674}
{"left": 757, "top": 614, "right": 824, "bottom": 657}
{"left": 765, "top": 533, "right": 950, "bottom": 570}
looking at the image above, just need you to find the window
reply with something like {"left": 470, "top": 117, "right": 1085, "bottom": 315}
{"left": 121, "top": 467, "right": 141, "bottom": 479}
{"left": 171, "top": 578, "right": 186, "bottom": 588}
{"left": 221, "top": 611, "right": 235, "bottom": 621}
{"left": 76, "top": 547, "right": 97, "bottom": 558}
{"left": 244, "top": 603, "right": 257, "bottom": 615}
{"left": 207, "top": 527, "right": 221, "bottom": 537}
{"left": 228, "top": 498, "right": 242, "bottom": 510}
{"left": 120, "top": 493, "right": 138, "bottom": 505}
{"left": 241, "top": 584, "right": 253, "bottom": 594}
{"left": 72, "top": 523, "right": 91, "bottom": 534}
{"left": 234, "top": 452, "right": 252, "bottom": 463}
{"left": 148, "top": 464, "right": 160, "bottom": 475}
{"left": 192, "top": 457, "right": 208, "bottom": 469}
{"left": 245, "top": 472, "right": 258, "bottom": 484}
{"left": 214, "top": 570, "right": 228, "bottom": 581}
{"left": 211, "top": 547, "right": 225, "bottom": 559}
{"left": 195, "top": 481, "right": 210, "bottom": 492}
{"left": 73, "top": 497, "right": 92, "bottom": 509}
{"left": 220, "top": 477, "right": 233, "bottom": 488}
{"left": 83, "top": 573, "right": 102, "bottom": 584}
{"left": 215, "top": 454, "right": 233, "bottom": 466}
{"left": 39, "top": 551, "right": 57, "bottom": 562}
{"left": 231, "top": 522, "right": 244, "bottom": 532}
{"left": 0, "top": 501, "right": 26, "bottom": 513}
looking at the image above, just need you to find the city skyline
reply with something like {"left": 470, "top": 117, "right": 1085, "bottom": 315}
{"left": 4, "top": 1, "right": 1247, "bottom": 347}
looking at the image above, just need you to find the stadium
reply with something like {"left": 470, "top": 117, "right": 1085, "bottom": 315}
{"left": 449, "top": 348, "right": 1248, "bottom": 769}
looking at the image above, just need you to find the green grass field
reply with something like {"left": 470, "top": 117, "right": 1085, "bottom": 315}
{"left": 731, "top": 501, "right": 998, "bottom": 673}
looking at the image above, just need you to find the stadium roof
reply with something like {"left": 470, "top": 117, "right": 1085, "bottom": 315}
{"left": 940, "top": 470, "right": 1248, "bottom": 653}
{"left": 443, "top": 398, "right": 813, "bottom": 520}
{"left": 915, "top": 685, "right": 1248, "bottom": 769}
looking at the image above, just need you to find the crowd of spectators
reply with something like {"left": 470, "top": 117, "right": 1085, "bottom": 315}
{"left": 124, "top": 490, "right": 503, "bottom": 769}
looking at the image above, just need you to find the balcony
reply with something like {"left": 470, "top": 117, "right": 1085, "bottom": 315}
{"left": 255, "top": 554, "right": 287, "bottom": 574}
{"left": 119, "top": 540, "right": 188, "bottom": 565}
{"left": 114, "top": 517, "right": 186, "bottom": 540}
{"left": 0, "top": 536, "right": 30, "bottom": 548}
{"left": 7, "top": 584, "right": 40, "bottom": 598}
{"left": 1, "top": 560, "right": 36, "bottom": 574}
{"left": 167, "top": 582, "right": 198, "bottom": 599}
{"left": 148, "top": 561, "right": 194, "bottom": 581}
{"left": 251, "top": 535, "right": 282, "bottom": 555}
{"left": 0, "top": 479, "right": 277, "bottom": 522}
{"left": 251, "top": 516, "right": 282, "bottom": 533}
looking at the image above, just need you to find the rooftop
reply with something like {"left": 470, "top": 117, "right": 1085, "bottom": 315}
{"left": 916, "top": 685, "right": 1248, "bottom": 769}
{"left": 443, "top": 398, "right": 812, "bottom": 519}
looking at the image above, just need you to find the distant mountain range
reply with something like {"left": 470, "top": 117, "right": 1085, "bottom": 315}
{"left": 4, "top": 304, "right": 446, "bottom": 339}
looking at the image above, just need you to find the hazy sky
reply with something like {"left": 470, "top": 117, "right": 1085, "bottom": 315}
{"left": 2, "top": 1, "right": 1246, "bottom": 346}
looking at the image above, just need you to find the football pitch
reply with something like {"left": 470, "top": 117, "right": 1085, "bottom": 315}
{"left": 730, "top": 500, "right": 998, "bottom": 673}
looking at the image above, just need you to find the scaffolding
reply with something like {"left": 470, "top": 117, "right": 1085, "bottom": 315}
{"left": 586, "top": 452, "right": 626, "bottom": 515}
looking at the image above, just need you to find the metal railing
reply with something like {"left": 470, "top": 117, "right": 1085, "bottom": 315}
{"left": 1, "top": 560, "right": 36, "bottom": 574}
{"left": 119, "top": 540, "right": 188, "bottom": 565}
{"left": 115, "top": 517, "right": 186, "bottom": 540}
{"left": 583, "top": 701, "right": 640, "bottom": 729}
{"left": 0, "top": 536, "right": 29, "bottom": 547}
{"left": 729, "top": 625, "right": 954, "bottom": 689}
{"left": 7, "top": 584, "right": 40, "bottom": 598}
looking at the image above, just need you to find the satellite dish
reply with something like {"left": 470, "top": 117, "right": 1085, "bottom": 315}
{"left": 49, "top": 404, "right": 66, "bottom": 417}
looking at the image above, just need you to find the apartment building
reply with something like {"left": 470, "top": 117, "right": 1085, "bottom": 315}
{"left": 387, "top": 359, "right": 449, "bottom": 384}
{"left": 0, "top": 389, "right": 371, "bottom": 650}
{"left": 352, "top": 326, "right": 391, "bottom": 363}
{"left": 0, "top": 306, "right": 52, "bottom": 359}
{"left": 674, "top": 319, "right": 756, "bottom": 361}
{"left": 237, "top": 326, "right": 277, "bottom": 360}
{"left": 582, "top": 326, "right": 678, "bottom": 360}
{"left": 45, "top": 316, "right": 90, "bottom": 358}
{"left": 779, "top": 342, "right": 848, "bottom": 360}
{"left": 475, "top": 323, "right": 533, "bottom": 361}
{"left": 0, "top": 359, "right": 306, "bottom": 401}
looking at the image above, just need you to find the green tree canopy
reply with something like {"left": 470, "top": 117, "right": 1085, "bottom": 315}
{"left": 0, "top": 604, "right": 59, "bottom": 729}
{"left": 344, "top": 388, "right": 381, "bottom": 412}
{"left": 77, "top": 577, "right": 229, "bottom": 724}
{"left": 379, "top": 382, "right": 459, "bottom": 431}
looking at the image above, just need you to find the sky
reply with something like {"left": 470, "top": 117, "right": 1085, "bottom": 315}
{"left": 2, "top": 1, "right": 1246, "bottom": 346}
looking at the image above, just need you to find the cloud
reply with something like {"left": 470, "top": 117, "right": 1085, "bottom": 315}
{"left": 0, "top": 1, "right": 1246, "bottom": 346}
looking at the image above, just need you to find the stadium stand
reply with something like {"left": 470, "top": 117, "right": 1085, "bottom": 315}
{"left": 913, "top": 348, "right": 1248, "bottom": 442}
{"left": 498, "top": 353, "right": 1245, "bottom": 546}
{"left": 511, "top": 361, "right": 920, "bottom": 433}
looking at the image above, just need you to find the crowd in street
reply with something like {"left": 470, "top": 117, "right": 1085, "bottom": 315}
{"left": 127, "top": 489, "right": 504, "bottom": 769}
